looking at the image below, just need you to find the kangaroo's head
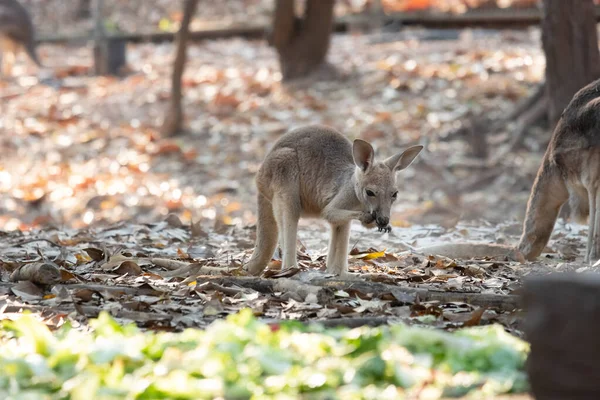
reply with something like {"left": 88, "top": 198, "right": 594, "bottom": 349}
{"left": 352, "top": 139, "right": 423, "bottom": 229}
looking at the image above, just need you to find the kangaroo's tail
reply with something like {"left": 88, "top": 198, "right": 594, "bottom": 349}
{"left": 245, "top": 193, "right": 278, "bottom": 275}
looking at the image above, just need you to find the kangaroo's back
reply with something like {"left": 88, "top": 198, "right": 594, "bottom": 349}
{"left": 257, "top": 125, "right": 355, "bottom": 214}
{"left": 268, "top": 125, "right": 354, "bottom": 169}
{"left": 551, "top": 79, "right": 600, "bottom": 157}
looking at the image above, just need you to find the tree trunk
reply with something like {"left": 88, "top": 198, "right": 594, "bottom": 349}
{"left": 524, "top": 274, "right": 600, "bottom": 399}
{"left": 541, "top": 0, "right": 600, "bottom": 127}
{"left": 92, "top": 0, "right": 125, "bottom": 76}
{"left": 161, "top": 0, "right": 198, "bottom": 137}
{"left": 270, "top": 0, "right": 335, "bottom": 81}
{"left": 76, "top": 0, "right": 91, "bottom": 19}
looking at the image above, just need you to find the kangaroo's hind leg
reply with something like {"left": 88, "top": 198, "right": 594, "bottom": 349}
{"left": 584, "top": 151, "right": 600, "bottom": 264}
{"left": 245, "top": 194, "right": 279, "bottom": 276}
{"left": 587, "top": 186, "right": 600, "bottom": 263}
{"left": 272, "top": 191, "right": 301, "bottom": 269}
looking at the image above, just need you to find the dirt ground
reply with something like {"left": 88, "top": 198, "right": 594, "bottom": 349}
{"left": 1, "top": 26, "right": 594, "bottom": 339}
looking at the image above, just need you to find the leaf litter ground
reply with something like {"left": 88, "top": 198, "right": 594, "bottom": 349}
{"left": 0, "top": 28, "right": 593, "bottom": 342}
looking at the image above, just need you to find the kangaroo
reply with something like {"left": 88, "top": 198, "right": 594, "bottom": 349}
{"left": 0, "top": 0, "right": 41, "bottom": 76}
{"left": 518, "top": 78, "right": 600, "bottom": 264}
{"left": 244, "top": 125, "right": 423, "bottom": 277}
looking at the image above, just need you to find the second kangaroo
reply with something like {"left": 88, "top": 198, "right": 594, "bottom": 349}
{"left": 245, "top": 125, "right": 423, "bottom": 277}
{"left": 518, "top": 78, "right": 600, "bottom": 263}
{"left": 0, "top": 0, "right": 41, "bottom": 76}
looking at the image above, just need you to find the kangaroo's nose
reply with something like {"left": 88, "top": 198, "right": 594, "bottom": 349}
{"left": 376, "top": 216, "right": 389, "bottom": 226}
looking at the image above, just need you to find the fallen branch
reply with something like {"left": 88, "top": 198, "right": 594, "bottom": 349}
{"left": 196, "top": 281, "right": 248, "bottom": 296}
{"left": 10, "top": 262, "right": 62, "bottom": 285}
{"left": 311, "top": 278, "right": 519, "bottom": 311}
{"left": 38, "top": 7, "right": 600, "bottom": 46}
{"left": 263, "top": 316, "right": 395, "bottom": 328}
{"left": 190, "top": 266, "right": 236, "bottom": 275}
{"left": 158, "top": 263, "right": 204, "bottom": 278}
{"left": 402, "top": 242, "right": 524, "bottom": 262}
{"left": 0, "top": 281, "right": 129, "bottom": 294}
{"left": 147, "top": 259, "right": 235, "bottom": 276}
{"left": 60, "top": 283, "right": 139, "bottom": 295}
{"left": 196, "top": 276, "right": 275, "bottom": 294}
{"left": 272, "top": 278, "right": 333, "bottom": 303}
{"left": 151, "top": 258, "right": 191, "bottom": 270}
{"left": 195, "top": 275, "right": 519, "bottom": 311}
{"left": 36, "top": 23, "right": 267, "bottom": 45}
{"left": 11, "top": 238, "right": 62, "bottom": 248}
{"left": 0, "top": 302, "right": 173, "bottom": 323}
{"left": 194, "top": 276, "right": 333, "bottom": 303}
{"left": 310, "top": 316, "right": 394, "bottom": 328}
{"left": 76, "top": 305, "right": 174, "bottom": 323}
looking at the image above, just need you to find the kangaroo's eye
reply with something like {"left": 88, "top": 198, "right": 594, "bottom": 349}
{"left": 366, "top": 190, "right": 376, "bottom": 197}
{"left": 392, "top": 192, "right": 398, "bottom": 199}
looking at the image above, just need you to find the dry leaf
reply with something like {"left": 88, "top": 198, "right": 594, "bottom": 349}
{"left": 351, "top": 250, "right": 386, "bottom": 260}
{"left": 11, "top": 281, "right": 44, "bottom": 301}
{"left": 462, "top": 308, "right": 486, "bottom": 327}
{"left": 83, "top": 248, "right": 105, "bottom": 261}
{"left": 113, "top": 261, "right": 143, "bottom": 276}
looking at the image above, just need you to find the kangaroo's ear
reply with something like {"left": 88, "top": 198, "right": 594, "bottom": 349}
{"left": 353, "top": 139, "right": 375, "bottom": 172}
{"left": 384, "top": 145, "right": 423, "bottom": 172}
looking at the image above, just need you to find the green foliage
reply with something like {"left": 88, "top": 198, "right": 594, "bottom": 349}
{"left": 0, "top": 310, "right": 529, "bottom": 399}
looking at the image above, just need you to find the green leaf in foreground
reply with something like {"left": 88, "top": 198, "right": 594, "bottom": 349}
{"left": 0, "top": 310, "right": 529, "bottom": 399}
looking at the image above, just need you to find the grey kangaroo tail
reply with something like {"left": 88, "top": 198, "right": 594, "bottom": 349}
{"left": 245, "top": 193, "right": 278, "bottom": 276}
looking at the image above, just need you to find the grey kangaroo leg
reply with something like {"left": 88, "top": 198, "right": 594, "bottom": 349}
{"left": 245, "top": 194, "right": 278, "bottom": 276}
{"left": 588, "top": 187, "right": 600, "bottom": 263}
{"left": 270, "top": 208, "right": 284, "bottom": 261}
{"left": 518, "top": 160, "right": 569, "bottom": 260}
{"left": 272, "top": 194, "right": 300, "bottom": 269}
{"left": 277, "top": 230, "right": 284, "bottom": 259}
{"left": 326, "top": 222, "right": 351, "bottom": 275}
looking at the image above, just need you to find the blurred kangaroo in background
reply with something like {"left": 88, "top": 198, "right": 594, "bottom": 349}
{"left": 245, "top": 125, "right": 423, "bottom": 277}
{"left": 518, "top": 78, "right": 600, "bottom": 264}
{"left": 0, "top": 0, "right": 41, "bottom": 76}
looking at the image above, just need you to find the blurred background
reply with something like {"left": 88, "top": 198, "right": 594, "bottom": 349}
{"left": 0, "top": 0, "right": 597, "bottom": 235}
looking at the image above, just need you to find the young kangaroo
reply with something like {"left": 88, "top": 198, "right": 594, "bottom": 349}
{"left": 245, "top": 125, "right": 423, "bottom": 277}
{"left": 518, "top": 78, "right": 600, "bottom": 263}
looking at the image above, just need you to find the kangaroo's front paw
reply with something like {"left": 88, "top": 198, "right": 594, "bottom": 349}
{"left": 377, "top": 224, "right": 392, "bottom": 233}
{"left": 359, "top": 211, "right": 376, "bottom": 226}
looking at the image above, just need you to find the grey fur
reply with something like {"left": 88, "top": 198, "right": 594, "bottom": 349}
{"left": 518, "top": 78, "right": 600, "bottom": 264}
{"left": 245, "top": 125, "right": 423, "bottom": 277}
{"left": 0, "top": 0, "right": 41, "bottom": 76}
